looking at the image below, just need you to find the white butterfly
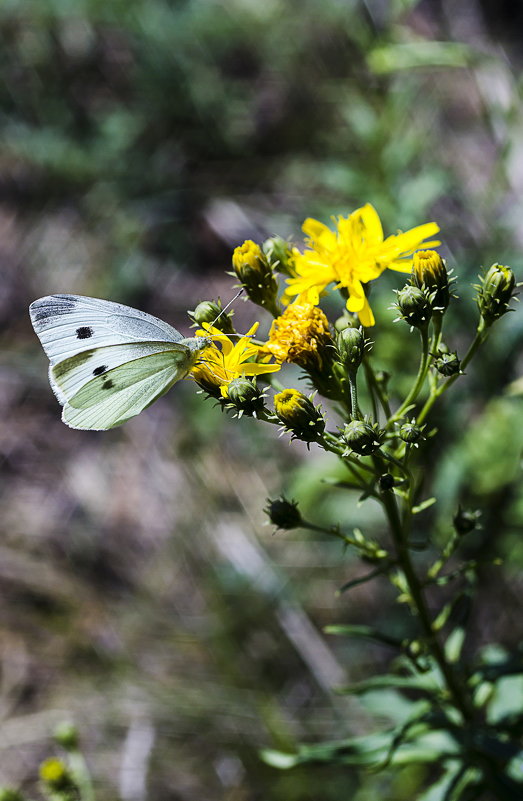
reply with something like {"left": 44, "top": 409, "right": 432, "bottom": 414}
{"left": 29, "top": 294, "right": 212, "bottom": 430}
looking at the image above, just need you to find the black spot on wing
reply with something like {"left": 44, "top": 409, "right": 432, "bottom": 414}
{"left": 102, "top": 379, "right": 114, "bottom": 390}
{"left": 76, "top": 326, "right": 94, "bottom": 339}
{"left": 93, "top": 365, "right": 107, "bottom": 376}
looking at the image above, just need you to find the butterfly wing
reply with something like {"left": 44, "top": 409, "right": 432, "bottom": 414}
{"left": 29, "top": 294, "right": 208, "bottom": 430}
{"left": 29, "top": 294, "right": 184, "bottom": 364}
{"left": 61, "top": 349, "right": 193, "bottom": 430}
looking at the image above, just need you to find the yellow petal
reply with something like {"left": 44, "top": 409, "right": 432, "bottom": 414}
{"left": 357, "top": 298, "right": 375, "bottom": 327}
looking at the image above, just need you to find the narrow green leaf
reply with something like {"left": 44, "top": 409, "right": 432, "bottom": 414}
{"left": 324, "top": 624, "right": 402, "bottom": 648}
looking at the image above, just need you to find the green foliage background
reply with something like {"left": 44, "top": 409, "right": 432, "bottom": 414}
{"left": 1, "top": 0, "right": 522, "bottom": 798}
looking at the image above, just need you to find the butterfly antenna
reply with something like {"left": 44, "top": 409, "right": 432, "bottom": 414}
{"left": 210, "top": 289, "right": 244, "bottom": 328}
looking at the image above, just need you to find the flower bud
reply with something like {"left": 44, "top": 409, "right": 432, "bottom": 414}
{"left": 453, "top": 506, "right": 480, "bottom": 536}
{"left": 54, "top": 722, "right": 79, "bottom": 751}
{"left": 412, "top": 250, "right": 450, "bottom": 312}
{"left": 434, "top": 349, "right": 461, "bottom": 377}
{"left": 188, "top": 300, "right": 235, "bottom": 335}
{"left": 274, "top": 389, "right": 325, "bottom": 443}
{"left": 265, "top": 496, "right": 302, "bottom": 529}
{"left": 336, "top": 326, "right": 366, "bottom": 373}
{"left": 39, "top": 759, "right": 76, "bottom": 793}
{"left": 399, "top": 420, "right": 424, "bottom": 445}
{"left": 379, "top": 473, "right": 395, "bottom": 491}
{"left": 263, "top": 236, "right": 295, "bottom": 277}
{"left": 477, "top": 264, "right": 517, "bottom": 325}
{"left": 343, "top": 419, "right": 384, "bottom": 456}
{"left": 395, "top": 285, "right": 432, "bottom": 329}
{"left": 226, "top": 377, "right": 266, "bottom": 417}
{"left": 232, "top": 240, "right": 279, "bottom": 314}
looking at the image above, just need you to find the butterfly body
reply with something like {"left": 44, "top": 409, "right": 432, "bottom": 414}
{"left": 29, "top": 294, "right": 211, "bottom": 430}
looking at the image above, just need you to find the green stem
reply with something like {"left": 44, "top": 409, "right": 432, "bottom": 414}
{"left": 389, "top": 325, "right": 431, "bottom": 426}
{"left": 348, "top": 369, "right": 361, "bottom": 419}
{"left": 378, "top": 475, "right": 474, "bottom": 722}
{"left": 363, "top": 360, "right": 392, "bottom": 419}
{"left": 417, "top": 320, "right": 487, "bottom": 426}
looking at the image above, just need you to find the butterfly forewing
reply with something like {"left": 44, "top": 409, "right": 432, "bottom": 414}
{"left": 29, "top": 294, "right": 184, "bottom": 364}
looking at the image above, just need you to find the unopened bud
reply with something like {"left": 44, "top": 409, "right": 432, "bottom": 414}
{"left": 396, "top": 285, "right": 432, "bottom": 329}
{"left": 265, "top": 496, "right": 302, "bottom": 529}
{"left": 477, "top": 264, "right": 517, "bottom": 326}
{"left": 336, "top": 327, "right": 366, "bottom": 372}
{"left": 188, "top": 300, "right": 235, "bottom": 335}
{"left": 412, "top": 250, "right": 450, "bottom": 312}
{"left": 263, "top": 236, "right": 295, "bottom": 277}
{"left": 379, "top": 473, "right": 395, "bottom": 491}
{"left": 226, "top": 377, "right": 265, "bottom": 417}
{"left": 453, "top": 506, "right": 480, "bottom": 536}
{"left": 399, "top": 421, "right": 423, "bottom": 445}
{"left": 343, "top": 419, "right": 384, "bottom": 456}
{"left": 232, "top": 240, "right": 279, "bottom": 314}
{"left": 274, "top": 389, "right": 325, "bottom": 442}
{"left": 39, "top": 759, "right": 76, "bottom": 793}
{"left": 54, "top": 722, "right": 79, "bottom": 751}
{"left": 434, "top": 349, "right": 461, "bottom": 377}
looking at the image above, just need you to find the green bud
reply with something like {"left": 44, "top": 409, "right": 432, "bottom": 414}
{"left": 434, "top": 349, "right": 461, "bottom": 377}
{"left": 274, "top": 389, "right": 325, "bottom": 443}
{"left": 379, "top": 473, "right": 395, "bottom": 491}
{"left": 188, "top": 300, "right": 235, "bottom": 335}
{"left": 226, "top": 377, "right": 266, "bottom": 417}
{"left": 399, "top": 421, "right": 423, "bottom": 445}
{"left": 54, "top": 722, "right": 79, "bottom": 751}
{"left": 453, "top": 506, "right": 480, "bottom": 536}
{"left": 412, "top": 250, "right": 451, "bottom": 312}
{"left": 263, "top": 236, "right": 295, "bottom": 277}
{"left": 232, "top": 240, "right": 279, "bottom": 314}
{"left": 265, "top": 496, "right": 302, "bottom": 529}
{"left": 343, "top": 419, "right": 384, "bottom": 456}
{"left": 477, "top": 263, "right": 517, "bottom": 325}
{"left": 396, "top": 285, "right": 432, "bottom": 329}
{"left": 336, "top": 326, "right": 366, "bottom": 372}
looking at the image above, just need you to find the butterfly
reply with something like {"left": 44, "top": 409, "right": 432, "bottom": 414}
{"left": 29, "top": 294, "right": 212, "bottom": 430}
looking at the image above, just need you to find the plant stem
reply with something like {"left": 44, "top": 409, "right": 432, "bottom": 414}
{"left": 378, "top": 478, "right": 474, "bottom": 722}
{"left": 417, "top": 320, "right": 487, "bottom": 426}
{"left": 388, "top": 325, "right": 431, "bottom": 426}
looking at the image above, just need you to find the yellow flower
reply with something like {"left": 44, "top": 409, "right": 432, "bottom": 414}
{"left": 263, "top": 303, "right": 333, "bottom": 371}
{"left": 286, "top": 204, "right": 440, "bottom": 326}
{"left": 191, "top": 323, "right": 280, "bottom": 397}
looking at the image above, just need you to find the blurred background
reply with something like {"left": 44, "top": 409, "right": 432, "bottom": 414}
{"left": 1, "top": 0, "right": 523, "bottom": 798}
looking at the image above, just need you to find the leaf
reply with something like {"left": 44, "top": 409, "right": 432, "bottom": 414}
{"left": 368, "top": 42, "right": 472, "bottom": 75}
{"left": 260, "top": 750, "right": 299, "bottom": 769}
{"left": 324, "top": 624, "right": 403, "bottom": 649}
{"left": 412, "top": 497, "right": 437, "bottom": 514}
{"left": 337, "top": 565, "right": 389, "bottom": 594}
{"left": 445, "top": 627, "right": 466, "bottom": 664}
{"left": 337, "top": 672, "right": 441, "bottom": 698}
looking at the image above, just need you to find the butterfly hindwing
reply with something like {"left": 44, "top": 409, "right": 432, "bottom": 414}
{"left": 29, "top": 294, "right": 184, "bottom": 364}
{"left": 62, "top": 352, "right": 189, "bottom": 430}
{"left": 50, "top": 341, "right": 189, "bottom": 402}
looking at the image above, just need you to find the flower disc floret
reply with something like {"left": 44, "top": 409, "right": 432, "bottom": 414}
{"left": 264, "top": 303, "right": 333, "bottom": 371}
{"left": 286, "top": 204, "right": 440, "bottom": 326}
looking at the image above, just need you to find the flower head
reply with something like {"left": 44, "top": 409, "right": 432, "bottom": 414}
{"left": 286, "top": 204, "right": 440, "bottom": 326}
{"left": 412, "top": 249, "right": 451, "bottom": 313}
{"left": 263, "top": 303, "right": 333, "bottom": 371}
{"left": 477, "top": 263, "right": 517, "bottom": 326}
{"left": 191, "top": 323, "right": 280, "bottom": 397}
